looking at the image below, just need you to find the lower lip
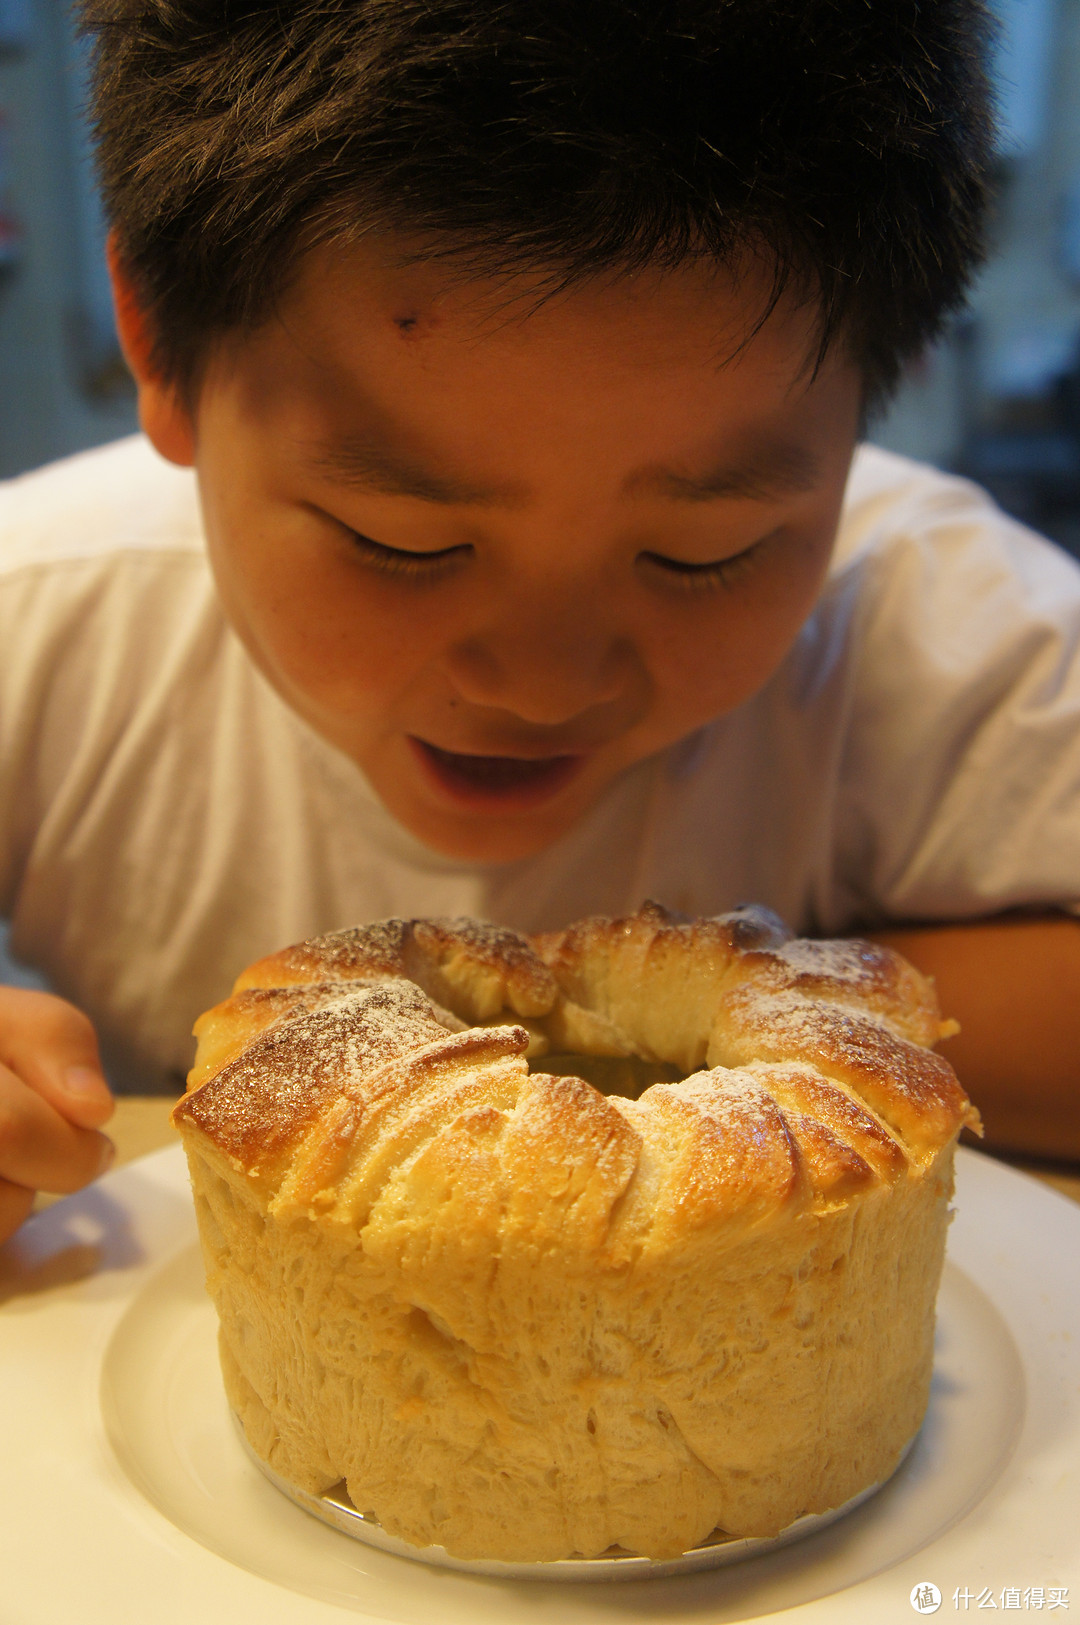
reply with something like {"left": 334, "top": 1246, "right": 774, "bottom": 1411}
{"left": 408, "top": 739, "right": 585, "bottom": 810}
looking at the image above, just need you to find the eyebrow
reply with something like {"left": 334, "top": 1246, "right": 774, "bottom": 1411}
{"left": 624, "top": 440, "right": 824, "bottom": 502}
{"left": 304, "top": 437, "right": 527, "bottom": 506}
{"left": 303, "top": 432, "right": 822, "bottom": 507}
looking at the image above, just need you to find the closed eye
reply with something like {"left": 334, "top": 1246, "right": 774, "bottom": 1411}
{"left": 348, "top": 531, "right": 471, "bottom": 579}
{"left": 638, "top": 532, "right": 774, "bottom": 591}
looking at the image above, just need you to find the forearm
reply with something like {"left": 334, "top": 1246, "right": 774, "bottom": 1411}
{"left": 867, "top": 915, "right": 1080, "bottom": 1160}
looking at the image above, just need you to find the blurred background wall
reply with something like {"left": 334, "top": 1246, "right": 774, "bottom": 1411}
{"left": 1, "top": 0, "right": 1080, "bottom": 541}
{"left": 876, "top": 0, "right": 1080, "bottom": 556}
{"left": 0, "top": 0, "right": 136, "bottom": 476}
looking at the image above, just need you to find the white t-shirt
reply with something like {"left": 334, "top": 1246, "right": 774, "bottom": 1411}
{"left": 2, "top": 436, "right": 1079, "bottom": 1089}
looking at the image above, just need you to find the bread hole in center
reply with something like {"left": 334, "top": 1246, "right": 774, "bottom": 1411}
{"left": 529, "top": 1053, "right": 683, "bottom": 1099}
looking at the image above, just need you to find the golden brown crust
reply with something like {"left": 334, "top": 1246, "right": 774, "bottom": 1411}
{"left": 747, "top": 1062, "right": 909, "bottom": 1184}
{"left": 179, "top": 902, "right": 977, "bottom": 1192}
{"left": 236, "top": 916, "right": 558, "bottom": 1019}
{"left": 708, "top": 985, "right": 973, "bottom": 1158}
{"left": 188, "top": 982, "right": 375, "bottom": 1091}
{"left": 617, "top": 1072, "right": 803, "bottom": 1240}
{"left": 176, "top": 982, "right": 454, "bottom": 1179}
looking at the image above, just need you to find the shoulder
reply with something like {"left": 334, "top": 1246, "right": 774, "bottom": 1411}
{"left": 0, "top": 435, "right": 203, "bottom": 577}
{"left": 827, "top": 445, "right": 1080, "bottom": 669}
{"left": 0, "top": 438, "right": 222, "bottom": 748}
{"left": 0, "top": 436, "right": 213, "bottom": 665}
{"left": 836, "top": 443, "right": 1080, "bottom": 596}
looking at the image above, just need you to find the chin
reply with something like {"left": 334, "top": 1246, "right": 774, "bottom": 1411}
{"left": 404, "top": 803, "right": 580, "bottom": 864}
{"left": 386, "top": 770, "right": 605, "bottom": 862}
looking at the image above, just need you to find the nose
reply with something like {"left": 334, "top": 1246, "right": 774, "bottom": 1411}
{"left": 444, "top": 588, "right": 644, "bottom": 732}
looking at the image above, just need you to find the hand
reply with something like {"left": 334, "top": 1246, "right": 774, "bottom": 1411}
{"left": 0, "top": 988, "right": 115, "bottom": 1243}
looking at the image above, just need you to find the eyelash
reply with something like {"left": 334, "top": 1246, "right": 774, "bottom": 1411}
{"left": 345, "top": 528, "right": 773, "bottom": 590}
{"left": 638, "top": 537, "right": 770, "bottom": 592}
{"left": 348, "top": 532, "right": 469, "bottom": 579}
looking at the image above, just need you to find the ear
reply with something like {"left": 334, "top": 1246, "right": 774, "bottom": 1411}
{"left": 107, "top": 232, "right": 196, "bottom": 468}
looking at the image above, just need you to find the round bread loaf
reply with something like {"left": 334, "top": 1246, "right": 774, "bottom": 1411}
{"left": 173, "top": 902, "right": 978, "bottom": 1563}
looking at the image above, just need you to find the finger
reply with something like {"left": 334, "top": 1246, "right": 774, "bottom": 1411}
{"left": 0, "top": 988, "right": 113, "bottom": 1130}
{"left": 0, "top": 1178, "right": 34, "bottom": 1246}
{"left": 0, "top": 1061, "right": 115, "bottom": 1195}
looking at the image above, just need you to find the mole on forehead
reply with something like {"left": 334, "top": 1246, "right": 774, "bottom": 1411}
{"left": 388, "top": 294, "right": 448, "bottom": 337}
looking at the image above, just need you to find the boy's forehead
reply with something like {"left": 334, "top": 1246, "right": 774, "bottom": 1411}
{"left": 206, "top": 234, "right": 859, "bottom": 492}
{"left": 281, "top": 234, "right": 825, "bottom": 375}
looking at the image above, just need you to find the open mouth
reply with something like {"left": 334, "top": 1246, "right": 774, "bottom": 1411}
{"left": 409, "top": 739, "right": 584, "bottom": 807}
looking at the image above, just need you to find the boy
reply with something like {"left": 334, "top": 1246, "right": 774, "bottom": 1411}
{"left": 1, "top": 0, "right": 1079, "bottom": 1242}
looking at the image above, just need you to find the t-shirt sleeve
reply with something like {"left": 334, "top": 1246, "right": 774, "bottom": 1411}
{"left": 825, "top": 452, "right": 1080, "bottom": 927}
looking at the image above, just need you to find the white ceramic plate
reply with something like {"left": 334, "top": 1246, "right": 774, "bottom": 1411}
{"left": 0, "top": 1144, "right": 1076, "bottom": 1624}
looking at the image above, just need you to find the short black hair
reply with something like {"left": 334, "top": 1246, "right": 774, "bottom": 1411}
{"left": 80, "top": 0, "right": 995, "bottom": 406}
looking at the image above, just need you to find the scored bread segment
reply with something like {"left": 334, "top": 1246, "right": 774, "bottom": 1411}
{"left": 235, "top": 916, "right": 558, "bottom": 1020}
{"left": 174, "top": 902, "right": 978, "bottom": 1563}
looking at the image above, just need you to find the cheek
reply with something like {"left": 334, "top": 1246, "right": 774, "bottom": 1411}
{"left": 647, "top": 534, "right": 833, "bottom": 724}
{"left": 271, "top": 576, "right": 432, "bottom": 706}
{"left": 204, "top": 493, "right": 433, "bottom": 707}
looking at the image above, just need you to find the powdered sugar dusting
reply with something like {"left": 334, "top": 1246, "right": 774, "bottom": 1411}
{"left": 773, "top": 938, "right": 879, "bottom": 982}
{"left": 732, "top": 989, "right": 839, "bottom": 1046}
{"left": 188, "top": 906, "right": 969, "bottom": 1191}
{"left": 268, "top": 917, "right": 556, "bottom": 1016}
{"left": 179, "top": 982, "right": 451, "bottom": 1163}
{"left": 276, "top": 920, "right": 411, "bottom": 979}
{"left": 669, "top": 1067, "right": 773, "bottom": 1115}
